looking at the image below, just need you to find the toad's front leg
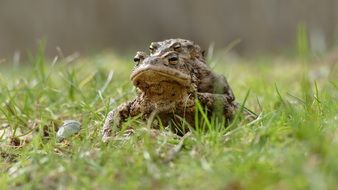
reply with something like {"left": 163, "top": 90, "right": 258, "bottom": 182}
{"left": 102, "top": 99, "right": 139, "bottom": 142}
{"left": 196, "top": 92, "right": 257, "bottom": 121}
{"left": 196, "top": 92, "right": 237, "bottom": 119}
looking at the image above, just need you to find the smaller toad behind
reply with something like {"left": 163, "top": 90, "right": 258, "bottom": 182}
{"left": 102, "top": 39, "right": 256, "bottom": 141}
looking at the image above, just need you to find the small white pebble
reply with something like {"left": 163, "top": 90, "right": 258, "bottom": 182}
{"left": 56, "top": 120, "right": 81, "bottom": 142}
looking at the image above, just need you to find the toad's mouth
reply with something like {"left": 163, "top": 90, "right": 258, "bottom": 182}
{"left": 130, "top": 64, "right": 191, "bottom": 87}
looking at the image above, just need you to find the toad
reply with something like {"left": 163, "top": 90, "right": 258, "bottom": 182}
{"left": 102, "top": 39, "right": 256, "bottom": 141}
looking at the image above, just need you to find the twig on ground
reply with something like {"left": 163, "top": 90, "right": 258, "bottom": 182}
{"left": 163, "top": 131, "right": 191, "bottom": 163}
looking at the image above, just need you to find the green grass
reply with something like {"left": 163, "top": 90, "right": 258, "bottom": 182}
{"left": 0, "top": 50, "right": 337, "bottom": 189}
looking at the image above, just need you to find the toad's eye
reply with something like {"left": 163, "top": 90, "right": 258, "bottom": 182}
{"left": 149, "top": 46, "right": 155, "bottom": 53}
{"left": 133, "top": 57, "right": 140, "bottom": 63}
{"left": 172, "top": 43, "right": 181, "bottom": 52}
{"left": 133, "top": 51, "right": 147, "bottom": 64}
{"left": 168, "top": 55, "right": 179, "bottom": 64}
{"left": 149, "top": 43, "right": 158, "bottom": 53}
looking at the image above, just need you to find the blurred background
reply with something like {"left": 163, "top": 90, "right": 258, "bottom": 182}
{"left": 0, "top": 0, "right": 337, "bottom": 59}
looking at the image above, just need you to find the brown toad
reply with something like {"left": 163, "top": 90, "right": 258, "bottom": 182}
{"left": 102, "top": 39, "right": 255, "bottom": 141}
